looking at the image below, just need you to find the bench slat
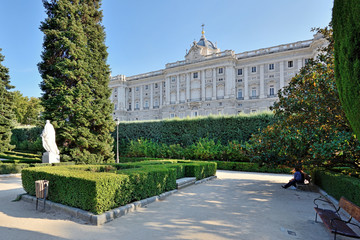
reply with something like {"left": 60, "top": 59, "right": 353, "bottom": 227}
{"left": 339, "top": 197, "right": 360, "bottom": 223}
{"left": 315, "top": 207, "right": 360, "bottom": 238}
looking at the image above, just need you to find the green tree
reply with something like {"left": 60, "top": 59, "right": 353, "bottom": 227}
{"left": 0, "top": 48, "right": 15, "bottom": 152}
{"left": 12, "top": 91, "right": 43, "bottom": 125}
{"left": 38, "top": 0, "right": 115, "bottom": 163}
{"left": 333, "top": 0, "right": 360, "bottom": 138}
{"left": 12, "top": 91, "right": 28, "bottom": 124}
{"left": 250, "top": 27, "right": 360, "bottom": 170}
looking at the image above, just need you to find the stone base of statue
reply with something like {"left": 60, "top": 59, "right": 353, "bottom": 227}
{"left": 42, "top": 152, "right": 60, "bottom": 164}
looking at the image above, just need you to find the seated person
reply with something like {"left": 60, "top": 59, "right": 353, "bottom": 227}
{"left": 282, "top": 166, "right": 304, "bottom": 189}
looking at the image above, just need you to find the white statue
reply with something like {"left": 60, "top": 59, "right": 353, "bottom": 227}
{"left": 41, "top": 120, "right": 60, "bottom": 163}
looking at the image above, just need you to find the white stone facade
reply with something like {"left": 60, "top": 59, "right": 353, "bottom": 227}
{"left": 109, "top": 32, "right": 326, "bottom": 121}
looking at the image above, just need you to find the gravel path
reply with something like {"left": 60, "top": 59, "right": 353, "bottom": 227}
{"left": 0, "top": 170, "right": 338, "bottom": 240}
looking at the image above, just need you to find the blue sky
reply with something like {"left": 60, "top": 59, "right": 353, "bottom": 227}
{"left": 0, "top": 0, "right": 333, "bottom": 98}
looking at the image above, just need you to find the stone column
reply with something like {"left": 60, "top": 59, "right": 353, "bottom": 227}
{"left": 119, "top": 86, "right": 125, "bottom": 110}
{"left": 140, "top": 85, "right": 143, "bottom": 110}
{"left": 165, "top": 77, "right": 170, "bottom": 105}
{"left": 225, "top": 66, "right": 236, "bottom": 99}
{"left": 260, "top": 64, "right": 265, "bottom": 98}
{"left": 160, "top": 82, "right": 163, "bottom": 107}
{"left": 244, "top": 67, "right": 249, "bottom": 100}
{"left": 131, "top": 87, "right": 135, "bottom": 111}
{"left": 150, "top": 83, "right": 153, "bottom": 109}
{"left": 212, "top": 68, "right": 216, "bottom": 100}
{"left": 177, "top": 75, "right": 180, "bottom": 103}
{"left": 280, "top": 61, "right": 285, "bottom": 89}
{"left": 297, "top": 59, "right": 303, "bottom": 71}
{"left": 201, "top": 70, "right": 205, "bottom": 101}
{"left": 186, "top": 73, "right": 190, "bottom": 102}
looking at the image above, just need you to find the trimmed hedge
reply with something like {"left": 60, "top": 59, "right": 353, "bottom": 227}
{"left": 21, "top": 160, "right": 216, "bottom": 214}
{"left": 312, "top": 170, "right": 360, "bottom": 206}
{"left": 215, "top": 161, "right": 291, "bottom": 173}
{"left": 0, "top": 163, "right": 31, "bottom": 174}
{"left": 116, "top": 113, "right": 274, "bottom": 154}
{"left": 0, "top": 162, "right": 75, "bottom": 174}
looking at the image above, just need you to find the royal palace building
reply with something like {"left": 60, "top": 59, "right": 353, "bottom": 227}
{"left": 109, "top": 29, "right": 326, "bottom": 121}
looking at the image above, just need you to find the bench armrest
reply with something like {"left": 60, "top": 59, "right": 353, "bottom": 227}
{"left": 314, "top": 196, "right": 336, "bottom": 210}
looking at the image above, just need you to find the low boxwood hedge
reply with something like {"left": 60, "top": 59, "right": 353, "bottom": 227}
{"left": 312, "top": 170, "right": 360, "bottom": 206}
{"left": 214, "top": 161, "right": 291, "bottom": 173}
{"left": 21, "top": 160, "right": 216, "bottom": 214}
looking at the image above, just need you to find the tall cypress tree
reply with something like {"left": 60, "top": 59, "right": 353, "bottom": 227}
{"left": 0, "top": 49, "right": 15, "bottom": 153}
{"left": 38, "top": 0, "right": 115, "bottom": 163}
{"left": 333, "top": 0, "right": 360, "bottom": 137}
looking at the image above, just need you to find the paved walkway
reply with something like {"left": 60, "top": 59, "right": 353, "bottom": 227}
{"left": 0, "top": 170, "right": 340, "bottom": 240}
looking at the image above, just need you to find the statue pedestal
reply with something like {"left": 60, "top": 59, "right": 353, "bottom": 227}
{"left": 42, "top": 152, "right": 60, "bottom": 164}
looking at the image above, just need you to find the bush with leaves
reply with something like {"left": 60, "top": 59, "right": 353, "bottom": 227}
{"left": 250, "top": 27, "right": 360, "bottom": 170}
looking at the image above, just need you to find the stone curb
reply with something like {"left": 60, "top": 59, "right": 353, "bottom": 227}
{"left": 0, "top": 173, "right": 21, "bottom": 178}
{"left": 19, "top": 175, "right": 217, "bottom": 225}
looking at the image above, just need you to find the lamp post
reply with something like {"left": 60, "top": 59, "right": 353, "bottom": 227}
{"left": 116, "top": 119, "right": 120, "bottom": 163}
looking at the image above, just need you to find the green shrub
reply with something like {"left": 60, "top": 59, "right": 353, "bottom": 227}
{"left": 0, "top": 163, "right": 31, "bottom": 174}
{"left": 312, "top": 170, "right": 360, "bottom": 206}
{"left": 11, "top": 127, "right": 43, "bottom": 153}
{"left": 21, "top": 160, "right": 216, "bottom": 214}
{"left": 215, "top": 161, "right": 291, "bottom": 173}
{"left": 116, "top": 113, "right": 274, "bottom": 154}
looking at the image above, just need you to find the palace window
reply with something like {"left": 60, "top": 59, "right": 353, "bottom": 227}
{"left": 154, "top": 99, "right": 159, "bottom": 107}
{"left": 251, "top": 87, "right": 257, "bottom": 97}
{"left": 288, "top": 60, "right": 293, "bottom": 68}
{"left": 192, "top": 111, "right": 198, "bottom": 117}
{"left": 237, "top": 68, "right": 243, "bottom": 75}
{"left": 114, "top": 104, "right": 117, "bottom": 110}
{"left": 269, "top": 63, "right": 274, "bottom": 70}
{"left": 218, "top": 78, "right": 224, "bottom": 81}
{"left": 145, "top": 85, "right": 149, "bottom": 90}
{"left": 251, "top": 66, "right": 257, "bottom": 73}
{"left": 135, "top": 102, "right": 139, "bottom": 109}
{"left": 237, "top": 79, "right": 243, "bottom": 82}
{"left": 128, "top": 103, "right": 131, "bottom": 110}
{"left": 136, "top": 87, "right": 139, "bottom": 92}
{"left": 170, "top": 113, "right": 175, "bottom": 118}
{"left": 193, "top": 72, "right": 198, "bottom": 79}
{"left": 129, "top": 88, "right": 132, "bottom": 92}
{"left": 269, "top": 85, "right": 275, "bottom": 96}
{"left": 218, "top": 67, "right": 224, "bottom": 74}
{"left": 305, "top": 58, "right": 310, "bottom": 65}
{"left": 144, "top": 100, "right": 149, "bottom": 108}
{"left": 237, "top": 89, "right": 243, "bottom": 99}
{"left": 171, "top": 76, "right": 176, "bottom": 82}
{"left": 155, "top": 83, "right": 158, "bottom": 88}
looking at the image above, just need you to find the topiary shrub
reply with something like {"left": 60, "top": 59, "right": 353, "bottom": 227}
{"left": 21, "top": 160, "right": 216, "bottom": 214}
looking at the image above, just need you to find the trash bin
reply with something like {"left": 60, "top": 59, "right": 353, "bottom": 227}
{"left": 35, "top": 180, "right": 49, "bottom": 198}
{"left": 35, "top": 180, "right": 49, "bottom": 210}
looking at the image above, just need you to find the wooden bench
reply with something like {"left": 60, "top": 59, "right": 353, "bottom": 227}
{"left": 314, "top": 196, "right": 360, "bottom": 239}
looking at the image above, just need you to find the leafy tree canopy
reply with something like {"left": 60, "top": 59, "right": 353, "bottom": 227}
{"left": 12, "top": 91, "right": 44, "bottom": 126}
{"left": 249, "top": 27, "right": 360, "bottom": 171}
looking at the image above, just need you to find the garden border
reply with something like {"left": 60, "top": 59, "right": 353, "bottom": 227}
{"left": 19, "top": 175, "right": 217, "bottom": 225}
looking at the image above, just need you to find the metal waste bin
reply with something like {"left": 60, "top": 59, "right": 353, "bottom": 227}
{"left": 35, "top": 180, "right": 49, "bottom": 210}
